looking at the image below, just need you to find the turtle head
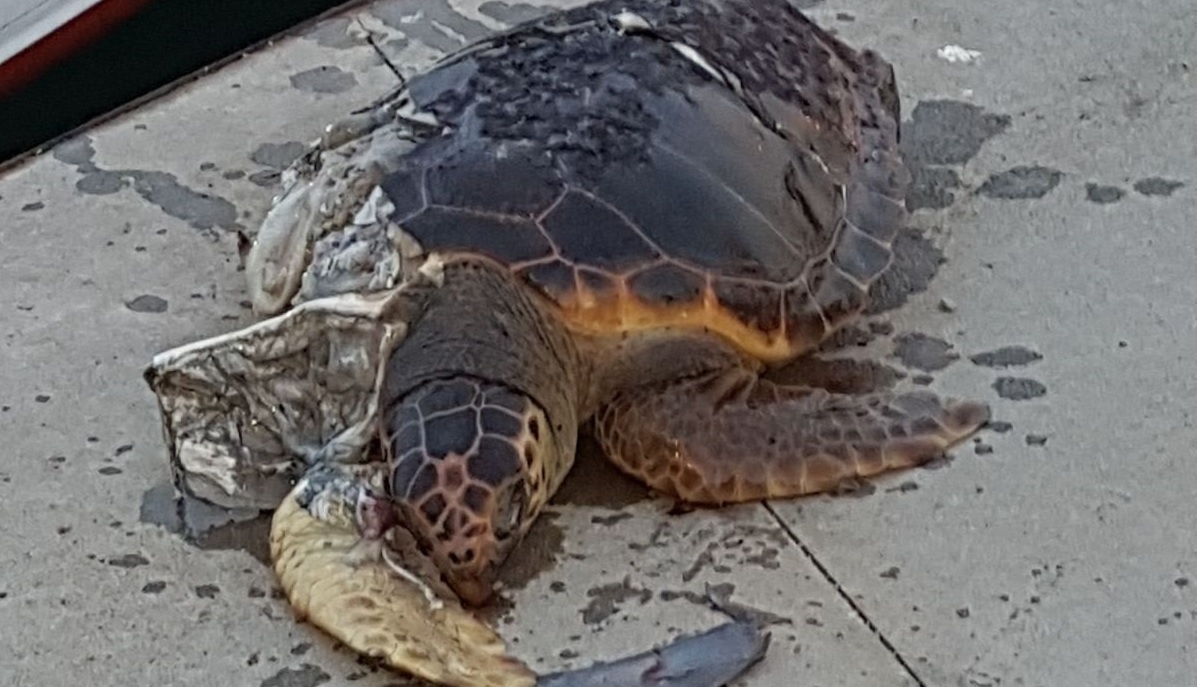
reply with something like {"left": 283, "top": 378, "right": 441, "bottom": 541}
{"left": 385, "top": 376, "right": 558, "bottom": 606}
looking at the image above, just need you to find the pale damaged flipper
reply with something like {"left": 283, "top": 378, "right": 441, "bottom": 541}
{"left": 271, "top": 466, "right": 538, "bottom": 687}
{"left": 144, "top": 258, "right": 443, "bottom": 510}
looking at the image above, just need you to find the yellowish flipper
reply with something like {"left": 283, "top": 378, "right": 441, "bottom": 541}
{"left": 269, "top": 482, "right": 536, "bottom": 687}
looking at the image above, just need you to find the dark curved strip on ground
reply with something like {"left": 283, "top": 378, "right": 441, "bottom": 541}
{"left": 538, "top": 621, "right": 770, "bottom": 687}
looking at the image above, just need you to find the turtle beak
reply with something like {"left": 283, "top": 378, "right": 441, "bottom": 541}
{"left": 445, "top": 568, "right": 499, "bottom": 607}
{"left": 434, "top": 480, "right": 528, "bottom": 607}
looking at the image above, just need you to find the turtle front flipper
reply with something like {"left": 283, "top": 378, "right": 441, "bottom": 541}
{"left": 593, "top": 367, "right": 990, "bottom": 503}
{"left": 270, "top": 470, "right": 537, "bottom": 687}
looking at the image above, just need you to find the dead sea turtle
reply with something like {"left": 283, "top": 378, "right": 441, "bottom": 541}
{"left": 147, "top": 0, "right": 988, "bottom": 684}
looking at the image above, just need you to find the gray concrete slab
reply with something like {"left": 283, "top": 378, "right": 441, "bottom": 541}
{"left": 769, "top": 2, "right": 1197, "bottom": 685}
{"left": 2, "top": 1, "right": 1194, "bottom": 686}
{"left": 0, "top": 2, "right": 901, "bottom": 686}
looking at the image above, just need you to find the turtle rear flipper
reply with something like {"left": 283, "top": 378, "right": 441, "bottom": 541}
{"left": 594, "top": 366, "right": 990, "bottom": 503}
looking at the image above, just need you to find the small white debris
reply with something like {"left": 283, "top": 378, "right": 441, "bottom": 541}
{"left": 613, "top": 11, "right": 651, "bottom": 33}
{"left": 938, "top": 297, "right": 957, "bottom": 313}
{"left": 936, "top": 45, "right": 982, "bottom": 64}
{"left": 670, "top": 42, "right": 724, "bottom": 83}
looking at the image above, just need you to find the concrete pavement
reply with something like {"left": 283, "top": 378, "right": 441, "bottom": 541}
{"left": 1, "top": 1, "right": 1193, "bottom": 685}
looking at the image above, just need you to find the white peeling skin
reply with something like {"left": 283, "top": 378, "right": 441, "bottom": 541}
{"left": 144, "top": 285, "right": 417, "bottom": 511}
{"left": 295, "top": 185, "right": 421, "bottom": 305}
{"left": 244, "top": 114, "right": 427, "bottom": 317}
{"left": 245, "top": 175, "right": 321, "bottom": 316}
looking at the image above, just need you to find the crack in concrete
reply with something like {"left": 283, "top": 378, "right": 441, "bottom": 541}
{"left": 356, "top": 16, "right": 406, "bottom": 83}
{"left": 763, "top": 502, "right": 928, "bottom": 687}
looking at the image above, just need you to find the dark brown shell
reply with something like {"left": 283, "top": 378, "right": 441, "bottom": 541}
{"left": 378, "top": 0, "right": 908, "bottom": 362}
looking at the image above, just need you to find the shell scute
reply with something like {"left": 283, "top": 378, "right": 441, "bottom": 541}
{"left": 380, "top": 168, "right": 426, "bottom": 220}
{"left": 540, "top": 189, "right": 659, "bottom": 271}
{"left": 425, "top": 145, "right": 563, "bottom": 217}
{"left": 831, "top": 226, "right": 891, "bottom": 284}
{"left": 711, "top": 280, "right": 785, "bottom": 336}
{"left": 626, "top": 263, "right": 706, "bottom": 310}
{"left": 589, "top": 144, "right": 804, "bottom": 283}
{"left": 402, "top": 208, "right": 551, "bottom": 265}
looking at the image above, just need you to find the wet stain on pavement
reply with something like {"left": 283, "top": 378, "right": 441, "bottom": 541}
{"left": 250, "top": 142, "right": 308, "bottom": 170}
{"left": 52, "top": 135, "right": 240, "bottom": 231}
{"left": 992, "top": 376, "right": 1048, "bottom": 400}
{"left": 248, "top": 170, "right": 282, "bottom": 188}
{"left": 139, "top": 482, "right": 273, "bottom": 565}
{"left": 195, "top": 583, "right": 221, "bottom": 599}
{"left": 581, "top": 577, "right": 652, "bottom": 625}
{"left": 125, "top": 294, "right": 169, "bottom": 313}
{"left": 978, "top": 165, "right": 1064, "bottom": 200}
{"left": 892, "top": 332, "right": 960, "bottom": 372}
{"left": 127, "top": 170, "right": 239, "bottom": 229}
{"left": 76, "top": 171, "right": 124, "bottom": 194}
{"left": 477, "top": 1, "right": 556, "bottom": 25}
{"left": 903, "top": 101, "right": 1012, "bottom": 166}
{"left": 497, "top": 510, "right": 565, "bottom": 593}
{"left": 970, "top": 345, "right": 1043, "bottom": 368}
{"left": 856, "top": 100, "right": 1013, "bottom": 322}
{"left": 372, "top": 0, "right": 491, "bottom": 53}
{"left": 867, "top": 228, "right": 945, "bottom": 314}
{"left": 302, "top": 17, "right": 365, "bottom": 49}
{"left": 901, "top": 100, "right": 1011, "bottom": 210}
{"left": 289, "top": 66, "right": 358, "bottom": 94}
{"left": 1133, "top": 177, "right": 1184, "bottom": 197}
{"left": 260, "top": 665, "right": 331, "bottom": 687}
{"left": 1085, "top": 183, "right": 1126, "bottom": 204}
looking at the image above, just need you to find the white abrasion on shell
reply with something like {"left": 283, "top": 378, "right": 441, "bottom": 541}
{"left": 612, "top": 10, "right": 651, "bottom": 33}
{"left": 271, "top": 472, "right": 536, "bottom": 687}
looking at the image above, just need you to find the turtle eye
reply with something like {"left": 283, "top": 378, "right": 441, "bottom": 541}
{"left": 494, "top": 487, "right": 526, "bottom": 541}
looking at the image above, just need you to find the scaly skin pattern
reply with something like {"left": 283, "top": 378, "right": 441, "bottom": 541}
{"left": 382, "top": 376, "right": 557, "bottom": 606}
{"left": 594, "top": 368, "right": 990, "bottom": 504}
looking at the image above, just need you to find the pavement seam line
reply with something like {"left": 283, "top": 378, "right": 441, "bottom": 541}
{"left": 762, "top": 501, "right": 928, "bottom": 687}
{"left": 356, "top": 17, "right": 405, "bottom": 82}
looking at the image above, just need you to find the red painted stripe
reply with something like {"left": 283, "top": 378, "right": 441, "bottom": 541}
{"left": 0, "top": 0, "right": 156, "bottom": 98}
